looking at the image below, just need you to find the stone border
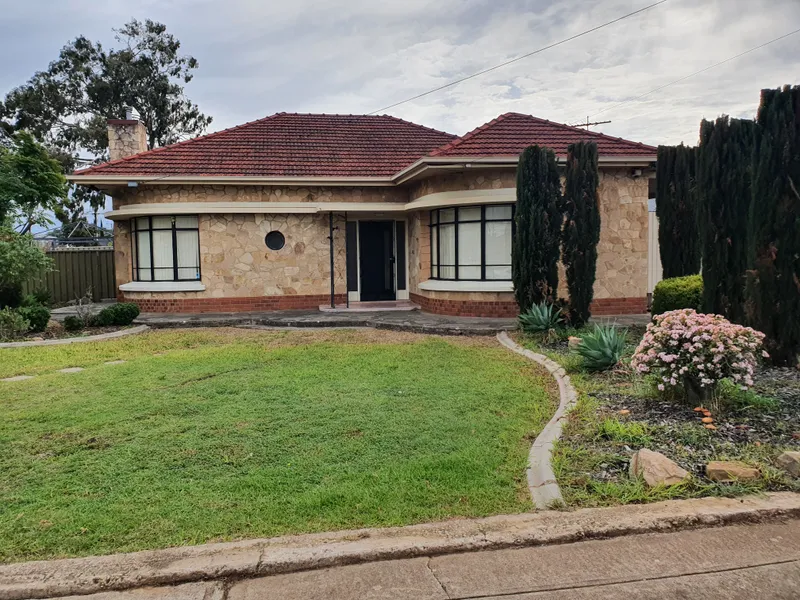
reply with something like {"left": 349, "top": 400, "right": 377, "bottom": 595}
{"left": 1, "top": 493, "right": 798, "bottom": 600}
{"left": 0, "top": 325, "right": 150, "bottom": 349}
{"left": 497, "top": 331, "right": 579, "bottom": 508}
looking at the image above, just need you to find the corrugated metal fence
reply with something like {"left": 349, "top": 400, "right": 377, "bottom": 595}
{"left": 22, "top": 247, "right": 116, "bottom": 304}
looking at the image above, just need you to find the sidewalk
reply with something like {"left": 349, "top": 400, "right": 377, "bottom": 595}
{"left": 3, "top": 493, "right": 799, "bottom": 600}
{"left": 40, "top": 519, "right": 800, "bottom": 599}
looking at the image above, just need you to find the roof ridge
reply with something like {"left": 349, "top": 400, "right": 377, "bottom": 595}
{"left": 378, "top": 114, "right": 457, "bottom": 139}
{"left": 428, "top": 113, "right": 516, "bottom": 157}
{"left": 515, "top": 113, "right": 658, "bottom": 151}
{"left": 75, "top": 113, "right": 287, "bottom": 175}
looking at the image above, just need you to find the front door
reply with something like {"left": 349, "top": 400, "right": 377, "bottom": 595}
{"left": 359, "top": 221, "right": 396, "bottom": 301}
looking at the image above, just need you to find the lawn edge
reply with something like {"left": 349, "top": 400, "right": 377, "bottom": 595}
{"left": 496, "top": 331, "right": 579, "bottom": 508}
{"left": 0, "top": 326, "right": 150, "bottom": 349}
{"left": 2, "top": 493, "right": 799, "bottom": 600}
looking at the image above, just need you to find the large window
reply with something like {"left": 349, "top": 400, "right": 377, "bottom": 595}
{"left": 430, "top": 204, "right": 514, "bottom": 281}
{"left": 131, "top": 216, "right": 201, "bottom": 282}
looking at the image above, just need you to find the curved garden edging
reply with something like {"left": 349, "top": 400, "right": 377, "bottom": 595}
{"left": 0, "top": 325, "right": 150, "bottom": 349}
{"left": 497, "top": 331, "right": 579, "bottom": 509}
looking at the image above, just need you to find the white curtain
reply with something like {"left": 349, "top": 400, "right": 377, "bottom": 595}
{"left": 177, "top": 231, "right": 200, "bottom": 279}
{"left": 439, "top": 223, "right": 456, "bottom": 279}
{"left": 485, "top": 221, "right": 512, "bottom": 280}
{"left": 135, "top": 231, "right": 152, "bottom": 281}
{"left": 152, "top": 230, "right": 174, "bottom": 280}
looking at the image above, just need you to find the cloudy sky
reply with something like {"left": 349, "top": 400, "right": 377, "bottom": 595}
{"left": 2, "top": 0, "right": 799, "bottom": 149}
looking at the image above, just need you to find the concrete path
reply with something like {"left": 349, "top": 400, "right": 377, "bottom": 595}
{"left": 136, "top": 309, "right": 518, "bottom": 336}
{"left": 44, "top": 519, "right": 800, "bottom": 599}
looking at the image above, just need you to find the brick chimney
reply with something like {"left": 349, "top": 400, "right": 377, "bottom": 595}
{"left": 107, "top": 107, "right": 148, "bottom": 161}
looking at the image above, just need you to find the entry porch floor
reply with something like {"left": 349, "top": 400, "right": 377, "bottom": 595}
{"left": 135, "top": 309, "right": 652, "bottom": 336}
{"left": 135, "top": 309, "right": 517, "bottom": 336}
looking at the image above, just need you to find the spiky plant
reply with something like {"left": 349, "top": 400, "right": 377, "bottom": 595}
{"left": 573, "top": 324, "right": 627, "bottom": 371}
{"left": 518, "top": 302, "right": 563, "bottom": 334}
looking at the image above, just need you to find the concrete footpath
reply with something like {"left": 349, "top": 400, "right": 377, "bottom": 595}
{"left": 48, "top": 520, "right": 800, "bottom": 599}
{"left": 3, "top": 494, "right": 799, "bottom": 600}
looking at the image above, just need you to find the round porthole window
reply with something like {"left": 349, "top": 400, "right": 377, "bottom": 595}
{"left": 265, "top": 231, "right": 286, "bottom": 251}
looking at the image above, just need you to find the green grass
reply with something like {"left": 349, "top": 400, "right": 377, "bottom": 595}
{"left": 0, "top": 329, "right": 554, "bottom": 562}
{"left": 595, "top": 418, "right": 651, "bottom": 446}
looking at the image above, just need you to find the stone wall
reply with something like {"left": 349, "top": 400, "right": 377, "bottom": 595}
{"left": 113, "top": 184, "right": 407, "bottom": 208}
{"left": 108, "top": 120, "right": 148, "bottom": 161}
{"left": 407, "top": 166, "right": 650, "bottom": 313}
{"left": 118, "top": 213, "right": 347, "bottom": 302}
{"left": 409, "top": 169, "right": 517, "bottom": 200}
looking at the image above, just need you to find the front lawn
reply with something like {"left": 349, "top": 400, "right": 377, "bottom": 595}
{"left": 517, "top": 328, "right": 800, "bottom": 508}
{"left": 0, "top": 328, "right": 554, "bottom": 562}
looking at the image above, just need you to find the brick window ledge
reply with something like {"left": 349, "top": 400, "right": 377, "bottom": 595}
{"left": 418, "top": 280, "right": 513, "bottom": 293}
{"left": 119, "top": 281, "right": 206, "bottom": 293}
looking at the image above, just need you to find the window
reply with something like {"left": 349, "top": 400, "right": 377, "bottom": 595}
{"left": 131, "top": 216, "right": 200, "bottom": 282}
{"left": 265, "top": 230, "right": 285, "bottom": 250}
{"left": 429, "top": 204, "right": 514, "bottom": 281}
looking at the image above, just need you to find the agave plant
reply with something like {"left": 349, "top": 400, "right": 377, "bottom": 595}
{"left": 518, "top": 302, "right": 563, "bottom": 334}
{"left": 573, "top": 324, "right": 627, "bottom": 371}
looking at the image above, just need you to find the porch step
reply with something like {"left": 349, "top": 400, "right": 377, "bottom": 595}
{"left": 318, "top": 301, "right": 420, "bottom": 313}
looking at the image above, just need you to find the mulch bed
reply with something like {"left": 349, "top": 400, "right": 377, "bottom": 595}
{"left": 20, "top": 325, "right": 130, "bottom": 341}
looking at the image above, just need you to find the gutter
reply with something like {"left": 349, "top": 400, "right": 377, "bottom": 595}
{"left": 69, "top": 156, "right": 657, "bottom": 189}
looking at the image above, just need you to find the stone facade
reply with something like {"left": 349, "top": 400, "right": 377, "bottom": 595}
{"left": 112, "top": 166, "right": 649, "bottom": 316}
{"left": 406, "top": 167, "right": 649, "bottom": 315}
{"left": 108, "top": 120, "right": 148, "bottom": 161}
{"left": 113, "top": 184, "right": 407, "bottom": 208}
{"left": 118, "top": 213, "right": 347, "bottom": 303}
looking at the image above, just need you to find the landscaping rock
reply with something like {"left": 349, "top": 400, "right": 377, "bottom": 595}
{"left": 706, "top": 461, "right": 761, "bottom": 482}
{"left": 629, "top": 449, "right": 690, "bottom": 487}
{"left": 776, "top": 451, "right": 800, "bottom": 477}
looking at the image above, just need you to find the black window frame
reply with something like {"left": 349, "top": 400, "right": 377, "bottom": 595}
{"left": 130, "top": 215, "right": 202, "bottom": 282}
{"left": 429, "top": 204, "right": 515, "bottom": 281}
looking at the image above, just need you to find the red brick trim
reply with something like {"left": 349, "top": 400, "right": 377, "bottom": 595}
{"left": 590, "top": 296, "right": 649, "bottom": 316}
{"left": 410, "top": 293, "right": 648, "bottom": 318}
{"left": 123, "top": 294, "right": 347, "bottom": 313}
{"left": 410, "top": 293, "right": 519, "bottom": 318}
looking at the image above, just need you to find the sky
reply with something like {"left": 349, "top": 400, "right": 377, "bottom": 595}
{"left": 1, "top": 0, "right": 799, "bottom": 164}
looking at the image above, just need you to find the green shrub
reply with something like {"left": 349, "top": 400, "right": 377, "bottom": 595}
{"left": 63, "top": 316, "right": 84, "bottom": 331}
{"left": 573, "top": 324, "right": 627, "bottom": 371}
{"left": 17, "top": 304, "right": 50, "bottom": 333}
{"left": 94, "top": 302, "right": 140, "bottom": 326}
{"left": 651, "top": 275, "right": 702, "bottom": 315}
{"left": 519, "top": 302, "right": 563, "bottom": 333}
{"left": 28, "top": 289, "right": 52, "bottom": 307}
{"left": 0, "top": 284, "right": 22, "bottom": 309}
{"left": 0, "top": 307, "right": 30, "bottom": 340}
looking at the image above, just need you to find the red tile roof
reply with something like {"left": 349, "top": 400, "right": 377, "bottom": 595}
{"left": 76, "top": 113, "right": 457, "bottom": 178}
{"left": 428, "top": 112, "right": 656, "bottom": 158}
{"left": 74, "top": 111, "right": 655, "bottom": 180}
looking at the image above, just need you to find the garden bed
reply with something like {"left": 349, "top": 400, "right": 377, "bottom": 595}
{"left": 516, "top": 328, "right": 800, "bottom": 507}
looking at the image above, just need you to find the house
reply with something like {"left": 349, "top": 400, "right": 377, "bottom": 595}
{"left": 69, "top": 111, "right": 656, "bottom": 317}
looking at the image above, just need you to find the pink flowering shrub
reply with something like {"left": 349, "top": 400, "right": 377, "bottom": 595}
{"left": 631, "top": 309, "right": 766, "bottom": 400}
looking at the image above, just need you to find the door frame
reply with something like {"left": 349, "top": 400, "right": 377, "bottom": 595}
{"left": 347, "top": 217, "right": 409, "bottom": 303}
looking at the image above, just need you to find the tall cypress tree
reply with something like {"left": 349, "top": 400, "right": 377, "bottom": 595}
{"left": 746, "top": 85, "right": 800, "bottom": 366}
{"left": 512, "top": 145, "right": 562, "bottom": 312}
{"left": 561, "top": 141, "right": 600, "bottom": 326}
{"left": 656, "top": 145, "right": 701, "bottom": 278}
{"left": 696, "top": 116, "right": 755, "bottom": 323}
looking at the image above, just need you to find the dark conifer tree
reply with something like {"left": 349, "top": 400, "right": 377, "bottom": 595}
{"left": 656, "top": 145, "right": 701, "bottom": 278}
{"left": 746, "top": 85, "right": 800, "bottom": 365}
{"left": 696, "top": 116, "right": 755, "bottom": 323}
{"left": 512, "top": 145, "right": 563, "bottom": 312}
{"left": 561, "top": 141, "right": 600, "bottom": 326}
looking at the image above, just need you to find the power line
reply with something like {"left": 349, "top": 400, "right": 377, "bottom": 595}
{"left": 572, "top": 27, "right": 800, "bottom": 124}
{"left": 367, "top": 0, "right": 669, "bottom": 115}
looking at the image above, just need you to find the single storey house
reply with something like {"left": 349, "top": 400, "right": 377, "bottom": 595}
{"left": 69, "top": 111, "right": 656, "bottom": 317}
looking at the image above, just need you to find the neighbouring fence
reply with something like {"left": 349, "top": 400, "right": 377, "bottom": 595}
{"left": 647, "top": 198, "right": 663, "bottom": 295}
{"left": 22, "top": 247, "right": 116, "bottom": 304}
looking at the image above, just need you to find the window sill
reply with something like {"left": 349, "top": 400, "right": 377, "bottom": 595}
{"left": 418, "top": 280, "right": 513, "bottom": 293}
{"left": 119, "top": 281, "right": 206, "bottom": 293}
